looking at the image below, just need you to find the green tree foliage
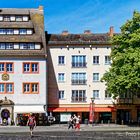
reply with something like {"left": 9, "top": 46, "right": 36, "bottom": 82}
{"left": 102, "top": 11, "right": 140, "bottom": 99}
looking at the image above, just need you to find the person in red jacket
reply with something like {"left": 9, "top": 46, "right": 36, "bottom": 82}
{"left": 27, "top": 113, "right": 36, "bottom": 136}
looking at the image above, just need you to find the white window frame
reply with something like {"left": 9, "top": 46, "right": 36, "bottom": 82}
{"left": 93, "top": 90, "right": 100, "bottom": 99}
{"left": 93, "top": 73, "right": 99, "bottom": 81}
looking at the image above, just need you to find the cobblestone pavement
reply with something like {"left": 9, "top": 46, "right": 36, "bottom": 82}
{"left": 0, "top": 124, "right": 140, "bottom": 140}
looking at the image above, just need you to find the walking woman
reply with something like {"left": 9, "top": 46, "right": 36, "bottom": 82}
{"left": 27, "top": 113, "right": 36, "bottom": 136}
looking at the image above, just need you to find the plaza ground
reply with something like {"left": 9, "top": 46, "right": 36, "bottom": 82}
{"left": 0, "top": 124, "right": 140, "bottom": 140}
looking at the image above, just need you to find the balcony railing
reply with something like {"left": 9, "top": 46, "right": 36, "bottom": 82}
{"left": 117, "top": 98, "right": 133, "bottom": 104}
{"left": 72, "top": 62, "right": 87, "bottom": 68}
{"left": 71, "top": 80, "right": 87, "bottom": 85}
{"left": 71, "top": 97, "right": 87, "bottom": 102}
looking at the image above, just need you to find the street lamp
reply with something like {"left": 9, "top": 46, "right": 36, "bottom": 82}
{"left": 91, "top": 97, "right": 95, "bottom": 126}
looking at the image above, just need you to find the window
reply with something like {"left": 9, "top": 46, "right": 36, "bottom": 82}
{"left": 72, "top": 73, "right": 86, "bottom": 85}
{"left": 19, "top": 29, "right": 27, "bottom": 35}
{"left": 5, "top": 43, "right": 14, "bottom": 49}
{"left": 59, "top": 90, "right": 64, "bottom": 99}
{"left": 0, "top": 62, "right": 14, "bottom": 73}
{"left": 28, "top": 43, "right": 35, "bottom": 49}
{"left": 58, "top": 73, "right": 65, "bottom": 82}
{"left": 105, "top": 90, "right": 112, "bottom": 98}
{"left": 0, "top": 15, "right": 29, "bottom": 22}
{"left": 93, "top": 73, "right": 99, "bottom": 81}
{"left": 0, "top": 63, "right": 4, "bottom": 72}
{"left": 6, "top": 29, "right": 14, "bottom": 35}
{"left": 6, "top": 63, "right": 13, "bottom": 72}
{"left": 16, "top": 16, "right": 23, "bottom": 21}
{"left": 3, "top": 16, "right": 10, "bottom": 21}
{"left": 20, "top": 43, "right": 28, "bottom": 49}
{"left": 93, "top": 56, "right": 99, "bottom": 64}
{"left": 0, "top": 43, "right": 5, "bottom": 49}
{"left": 119, "top": 92, "right": 132, "bottom": 98}
{"left": 72, "top": 90, "right": 86, "bottom": 102}
{"left": 0, "top": 29, "right": 6, "bottom": 35}
{"left": 105, "top": 56, "right": 111, "bottom": 65}
{"left": 20, "top": 43, "right": 35, "bottom": 49}
{"left": 0, "top": 83, "right": 14, "bottom": 94}
{"left": 93, "top": 90, "right": 99, "bottom": 99}
{"left": 23, "top": 83, "right": 39, "bottom": 94}
{"left": 58, "top": 56, "right": 65, "bottom": 65}
{"left": 72, "top": 55, "right": 86, "bottom": 67}
{"left": 23, "top": 63, "right": 30, "bottom": 72}
{"left": 23, "top": 62, "right": 39, "bottom": 73}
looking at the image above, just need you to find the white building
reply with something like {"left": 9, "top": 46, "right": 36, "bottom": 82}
{"left": 0, "top": 6, "right": 47, "bottom": 125}
{"left": 47, "top": 29, "right": 116, "bottom": 123}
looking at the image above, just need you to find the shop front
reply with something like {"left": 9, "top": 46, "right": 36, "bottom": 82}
{"left": 48, "top": 106, "right": 115, "bottom": 124}
{"left": 14, "top": 105, "right": 46, "bottom": 126}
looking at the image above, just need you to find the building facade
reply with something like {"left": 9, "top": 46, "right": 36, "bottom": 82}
{"left": 0, "top": 6, "right": 47, "bottom": 125}
{"left": 46, "top": 29, "right": 117, "bottom": 123}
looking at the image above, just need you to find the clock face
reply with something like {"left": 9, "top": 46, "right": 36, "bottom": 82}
{"left": 2, "top": 74, "right": 9, "bottom": 81}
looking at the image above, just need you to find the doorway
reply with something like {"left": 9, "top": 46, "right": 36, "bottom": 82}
{"left": 1, "top": 109, "right": 10, "bottom": 120}
{"left": 117, "top": 109, "right": 131, "bottom": 124}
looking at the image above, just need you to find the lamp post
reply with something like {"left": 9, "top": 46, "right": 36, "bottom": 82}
{"left": 91, "top": 97, "right": 95, "bottom": 126}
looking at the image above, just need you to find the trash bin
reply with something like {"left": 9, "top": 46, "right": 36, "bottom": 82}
{"left": 84, "top": 119, "right": 88, "bottom": 125}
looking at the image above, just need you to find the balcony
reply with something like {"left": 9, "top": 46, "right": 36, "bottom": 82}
{"left": 72, "top": 62, "right": 87, "bottom": 68}
{"left": 71, "top": 79, "right": 87, "bottom": 85}
{"left": 117, "top": 98, "right": 133, "bottom": 104}
{"left": 71, "top": 97, "right": 87, "bottom": 102}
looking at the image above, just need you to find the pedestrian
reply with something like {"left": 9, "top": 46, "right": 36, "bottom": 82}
{"left": 68, "top": 116, "right": 74, "bottom": 129}
{"left": 27, "top": 113, "right": 36, "bottom": 136}
{"left": 75, "top": 115, "right": 81, "bottom": 130}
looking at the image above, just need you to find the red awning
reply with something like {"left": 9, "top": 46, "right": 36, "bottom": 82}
{"left": 48, "top": 107, "right": 114, "bottom": 112}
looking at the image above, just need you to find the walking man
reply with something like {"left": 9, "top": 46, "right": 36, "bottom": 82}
{"left": 68, "top": 116, "right": 74, "bottom": 129}
{"left": 27, "top": 113, "right": 36, "bottom": 136}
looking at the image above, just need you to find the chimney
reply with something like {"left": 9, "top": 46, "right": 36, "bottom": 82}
{"left": 38, "top": 5, "right": 43, "bottom": 11}
{"left": 109, "top": 26, "right": 114, "bottom": 37}
{"left": 84, "top": 30, "right": 92, "bottom": 34}
{"left": 62, "top": 30, "right": 69, "bottom": 35}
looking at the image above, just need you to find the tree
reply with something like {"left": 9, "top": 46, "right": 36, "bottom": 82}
{"left": 101, "top": 11, "right": 140, "bottom": 99}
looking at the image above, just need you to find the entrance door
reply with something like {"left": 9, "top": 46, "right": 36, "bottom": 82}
{"left": 117, "top": 109, "right": 131, "bottom": 124}
{"left": 1, "top": 109, "right": 10, "bottom": 120}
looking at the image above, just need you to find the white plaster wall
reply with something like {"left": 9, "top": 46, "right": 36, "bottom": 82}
{"left": 49, "top": 46, "right": 114, "bottom": 105}
{"left": 0, "top": 58, "right": 46, "bottom": 105}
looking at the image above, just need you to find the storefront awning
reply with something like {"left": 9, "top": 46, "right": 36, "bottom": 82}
{"left": 14, "top": 105, "right": 45, "bottom": 113}
{"left": 48, "top": 107, "right": 114, "bottom": 112}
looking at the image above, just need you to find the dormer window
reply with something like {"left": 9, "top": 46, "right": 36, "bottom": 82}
{"left": 16, "top": 16, "right": 23, "bottom": 22}
{"left": 0, "top": 29, "right": 6, "bottom": 34}
{"left": 6, "top": 43, "right": 14, "bottom": 49}
{"left": 19, "top": 29, "right": 27, "bottom": 35}
{"left": 6, "top": 29, "right": 14, "bottom": 35}
{"left": 3, "top": 16, "right": 10, "bottom": 21}
{"left": 20, "top": 43, "right": 28, "bottom": 49}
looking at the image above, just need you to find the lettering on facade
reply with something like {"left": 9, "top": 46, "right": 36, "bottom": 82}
{"left": 2, "top": 73, "right": 9, "bottom": 81}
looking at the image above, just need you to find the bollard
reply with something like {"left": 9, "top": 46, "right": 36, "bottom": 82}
{"left": 131, "top": 120, "right": 133, "bottom": 124}
{"left": 101, "top": 120, "right": 103, "bottom": 125}
{"left": 129, "top": 120, "right": 131, "bottom": 125}
{"left": 121, "top": 120, "right": 124, "bottom": 125}
{"left": 115, "top": 120, "right": 117, "bottom": 124}
{"left": 108, "top": 120, "right": 110, "bottom": 126}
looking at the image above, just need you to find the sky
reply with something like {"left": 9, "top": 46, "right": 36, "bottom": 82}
{"left": 0, "top": 0, "right": 140, "bottom": 34}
